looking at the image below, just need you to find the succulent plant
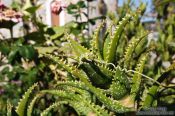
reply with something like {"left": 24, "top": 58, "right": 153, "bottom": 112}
{"left": 3, "top": 0, "right": 175, "bottom": 115}
{"left": 7, "top": 13, "right": 172, "bottom": 116}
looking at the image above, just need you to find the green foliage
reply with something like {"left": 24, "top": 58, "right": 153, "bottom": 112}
{"left": 143, "top": 1, "right": 175, "bottom": 109}
{"left": 131, "top": 53, "right": 148, "bottom": 101}
{"left": 91, "top": 21, "right": 105, "bottom": 59}
{"left": 16, "top": 83, "right": 38, "bottom": 116}
{"left": 1, "top": 0, "right": 175, "bottom": 115}
{"left": 105, "top": 14, "right": 131, "bottom": 63}
{"left": 27, "top": 94, "right": 43, "bottom": 116}
{"left": 0, "top": 39, "right": 53, "bottom": 108}
{"left": 0, "top": 1, "right": 55, "bottom": 114}
{"left": 67, "top": 34, "right": 90, "bottom": 58}
{"left": 7, "top": 13, "right": 164, "bottom": 115}
{"left": 40, "top": 101, "right": 68, "bottom": 116}
{"left": 65, "top": 0, "right": 105, "bottom": 46}
{"left": 142, "top": 63, "right": 175, "bottom": 109}
{"left": 123, "top": 32, "right": 148, "bottom": 68}
{"left": 109, "top": 68, "right": 130, "bottom": 100}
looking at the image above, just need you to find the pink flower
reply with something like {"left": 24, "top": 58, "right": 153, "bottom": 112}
{"left": 51, "top": 0, "right": 67, "bottom": 15}
{"left": 0, "top": 2, "right": 7, "bottom": 11}
{"left": 0, "top": 9, "right": 23, "bottom": 23}
{"left": 14, "top": 12, "right": 23, "bottom": 22}
{"left": 0, "top": 4, "right": 23, "bottom": 26}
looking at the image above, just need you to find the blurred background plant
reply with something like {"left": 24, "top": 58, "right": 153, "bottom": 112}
{"left": 145, "top": 0, "right": 175, "bottom": 109}
{"left": 0, "top": 0, "right": 102, "bottom": 114}
{"left": 0, "top": 1, "right": 55, "bottom": 114}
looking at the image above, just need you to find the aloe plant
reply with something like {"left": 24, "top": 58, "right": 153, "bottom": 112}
{"left": 3, "top": 0, "right": 174, "bottom": 115}
{"left": 5, "top": 14, "right": 145, "bottom": 115}
{"left": 8, "top": 9, "right": 175, "bottom": 115}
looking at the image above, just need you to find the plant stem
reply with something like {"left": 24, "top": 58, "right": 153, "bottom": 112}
{"left": 87, "top": 1, "right": 90, "bottom": 37}
{"left": 79, "top": 7, "right": 82, "bottom": 22}
{"left": 10, "top": 27, "right": 13, "bottom": 39}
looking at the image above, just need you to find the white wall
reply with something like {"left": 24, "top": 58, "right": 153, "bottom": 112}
{"left": 1, "top": 0, "right": 12, "bottom": 6}
{"left": 0, "top": 0, "right": 115, "bottom": 39}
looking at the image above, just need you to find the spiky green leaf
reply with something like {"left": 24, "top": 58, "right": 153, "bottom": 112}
{"left": 16, "top": 83, "right": 38, "bottom": 116}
